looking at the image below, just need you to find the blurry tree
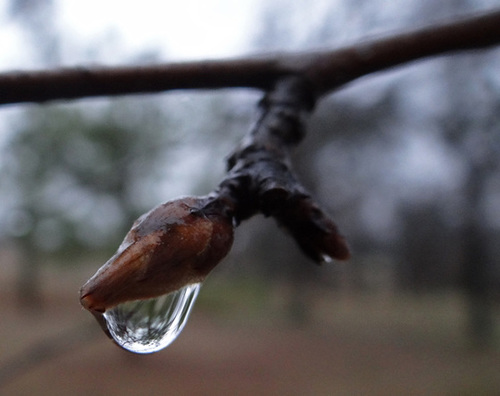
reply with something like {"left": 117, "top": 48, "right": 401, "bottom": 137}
{"left": 2, "top": 0, "right": 178, "bottom": 309}
{"left": 7, "top": 0, "right": 60, "bottom": 65}
{"left": 399, "top": 203, "right": 461, "bottom": 291}
{"left": 246, "top": 0, "right": 408, "bottom": 323}
{"left": 441, "top": 55, "right": 499, "bottom": 347}
{"left": 3, "top": 0, "right": 62, "bottom": 309}
{"left": 246, "top": 0, "right": 500, "bottom": 341}
{"left": 386, "top": 0, "right": 500, "bottom": 348}
{"left": 3, "top": 100, "right": 173, "bottom": 308}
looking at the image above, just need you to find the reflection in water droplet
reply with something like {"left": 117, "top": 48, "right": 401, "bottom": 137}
{"left": 103, "top": 283, "right": 200, "bottom": 354}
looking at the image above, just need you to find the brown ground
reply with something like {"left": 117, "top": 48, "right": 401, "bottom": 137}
{"left": 0, "top": 265, "right": 499, "bottom": 396}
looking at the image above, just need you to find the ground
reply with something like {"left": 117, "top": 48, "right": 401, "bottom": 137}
{"left": 0, "top": 264, "right": 499, "bottom": 395}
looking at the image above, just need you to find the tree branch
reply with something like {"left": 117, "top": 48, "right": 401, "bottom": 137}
{"left": 0, "top": 8, "right": 499, "bottom": 105}
{"left": 208, "top": 75, "right": 350, "bottom": 263}
{"left": 304, "top": 8, "right": 500, "bottom": 96}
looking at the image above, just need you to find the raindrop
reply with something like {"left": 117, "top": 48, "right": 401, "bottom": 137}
{"left": 321, "top": 254, "right": 333, "bottom": 264}
{"left": 103, "top": 283, "right": 201, "bottom": 354}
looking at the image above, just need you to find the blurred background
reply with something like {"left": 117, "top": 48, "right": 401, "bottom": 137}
{"left": 1, "top": 0, "right": 500, "bottom": 394}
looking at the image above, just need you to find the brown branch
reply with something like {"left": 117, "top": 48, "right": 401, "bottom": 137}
{"left": 1, "top": 8, "right": 499, "bottom": 105}
{"left": 0, "top": 59, "right": 287, "bottom": 105}
{"left": 304, "top": 7, "right": 500, "bottom": 95}
{"left": 210, "top": 75, "right": 350, "bottom": 263}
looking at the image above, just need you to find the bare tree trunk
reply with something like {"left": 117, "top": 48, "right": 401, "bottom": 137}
{"left": 16, "top": 241, "right": 43, "bottom": 311}
{"left": 462, "top": 163, "right": 494, "bottom": 349}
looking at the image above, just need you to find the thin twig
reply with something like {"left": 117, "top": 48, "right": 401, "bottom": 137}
{"left": 304, "top": 7, "right": 500, "bottom": 95}
{"left": 0, "top": 9, "right": 499, "bottom": 105}
{"left": 211, "top": 76, "right": 350, "bottom": 262}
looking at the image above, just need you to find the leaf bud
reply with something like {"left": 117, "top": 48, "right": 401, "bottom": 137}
{"left": 80, "top": 196, "right": 234, "bottom": 314}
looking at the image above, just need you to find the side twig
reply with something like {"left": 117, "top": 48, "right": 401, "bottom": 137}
{"left": 208, "top": 75, "right": 350, "bottom": 262}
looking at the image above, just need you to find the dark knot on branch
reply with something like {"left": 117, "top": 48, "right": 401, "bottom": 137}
{"left": 216, "top": 75, "right": 350, "bottom": 262}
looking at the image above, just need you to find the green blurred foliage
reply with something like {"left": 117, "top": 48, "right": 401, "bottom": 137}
{"left": 3, "top": 99, "right": 174, "bottom": 254}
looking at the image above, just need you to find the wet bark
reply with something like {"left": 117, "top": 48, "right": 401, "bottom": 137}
{"left": 0, "top": 9, "right": 499, "bottom": 105}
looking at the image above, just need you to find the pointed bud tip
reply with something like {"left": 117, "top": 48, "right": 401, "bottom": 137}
{"left": 79, "top": 291, "right": 106, "bottom": 314}
{"left": 79, "top": 195, "right": 234, "bottom": 313}
{"left": 319, "top": 232, "right": 351, "bottom": 262}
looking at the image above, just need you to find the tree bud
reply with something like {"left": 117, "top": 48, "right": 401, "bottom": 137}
{"left": 79, "top": 196, "right": 234, "bottom": 314}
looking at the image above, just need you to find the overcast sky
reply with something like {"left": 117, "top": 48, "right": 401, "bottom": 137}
{"left": 58, "top": 0, "right": 261, "bottom": 59}
{"left": 0, "top": 0, "right": 263, "bottom": 69}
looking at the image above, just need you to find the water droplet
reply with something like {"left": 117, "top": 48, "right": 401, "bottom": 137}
{"left": 103, "top": 283, "right": 200, "bottom": 354}
{"left": 321, "top": 254, "right": 333, "bottom": 264}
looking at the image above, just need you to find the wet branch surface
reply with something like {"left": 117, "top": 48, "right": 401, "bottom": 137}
{"left": 0, "top": 9, "right": 499, "bottom": 105}
{"left": 210, "top": 76, "right": 350, "bottom": 262}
